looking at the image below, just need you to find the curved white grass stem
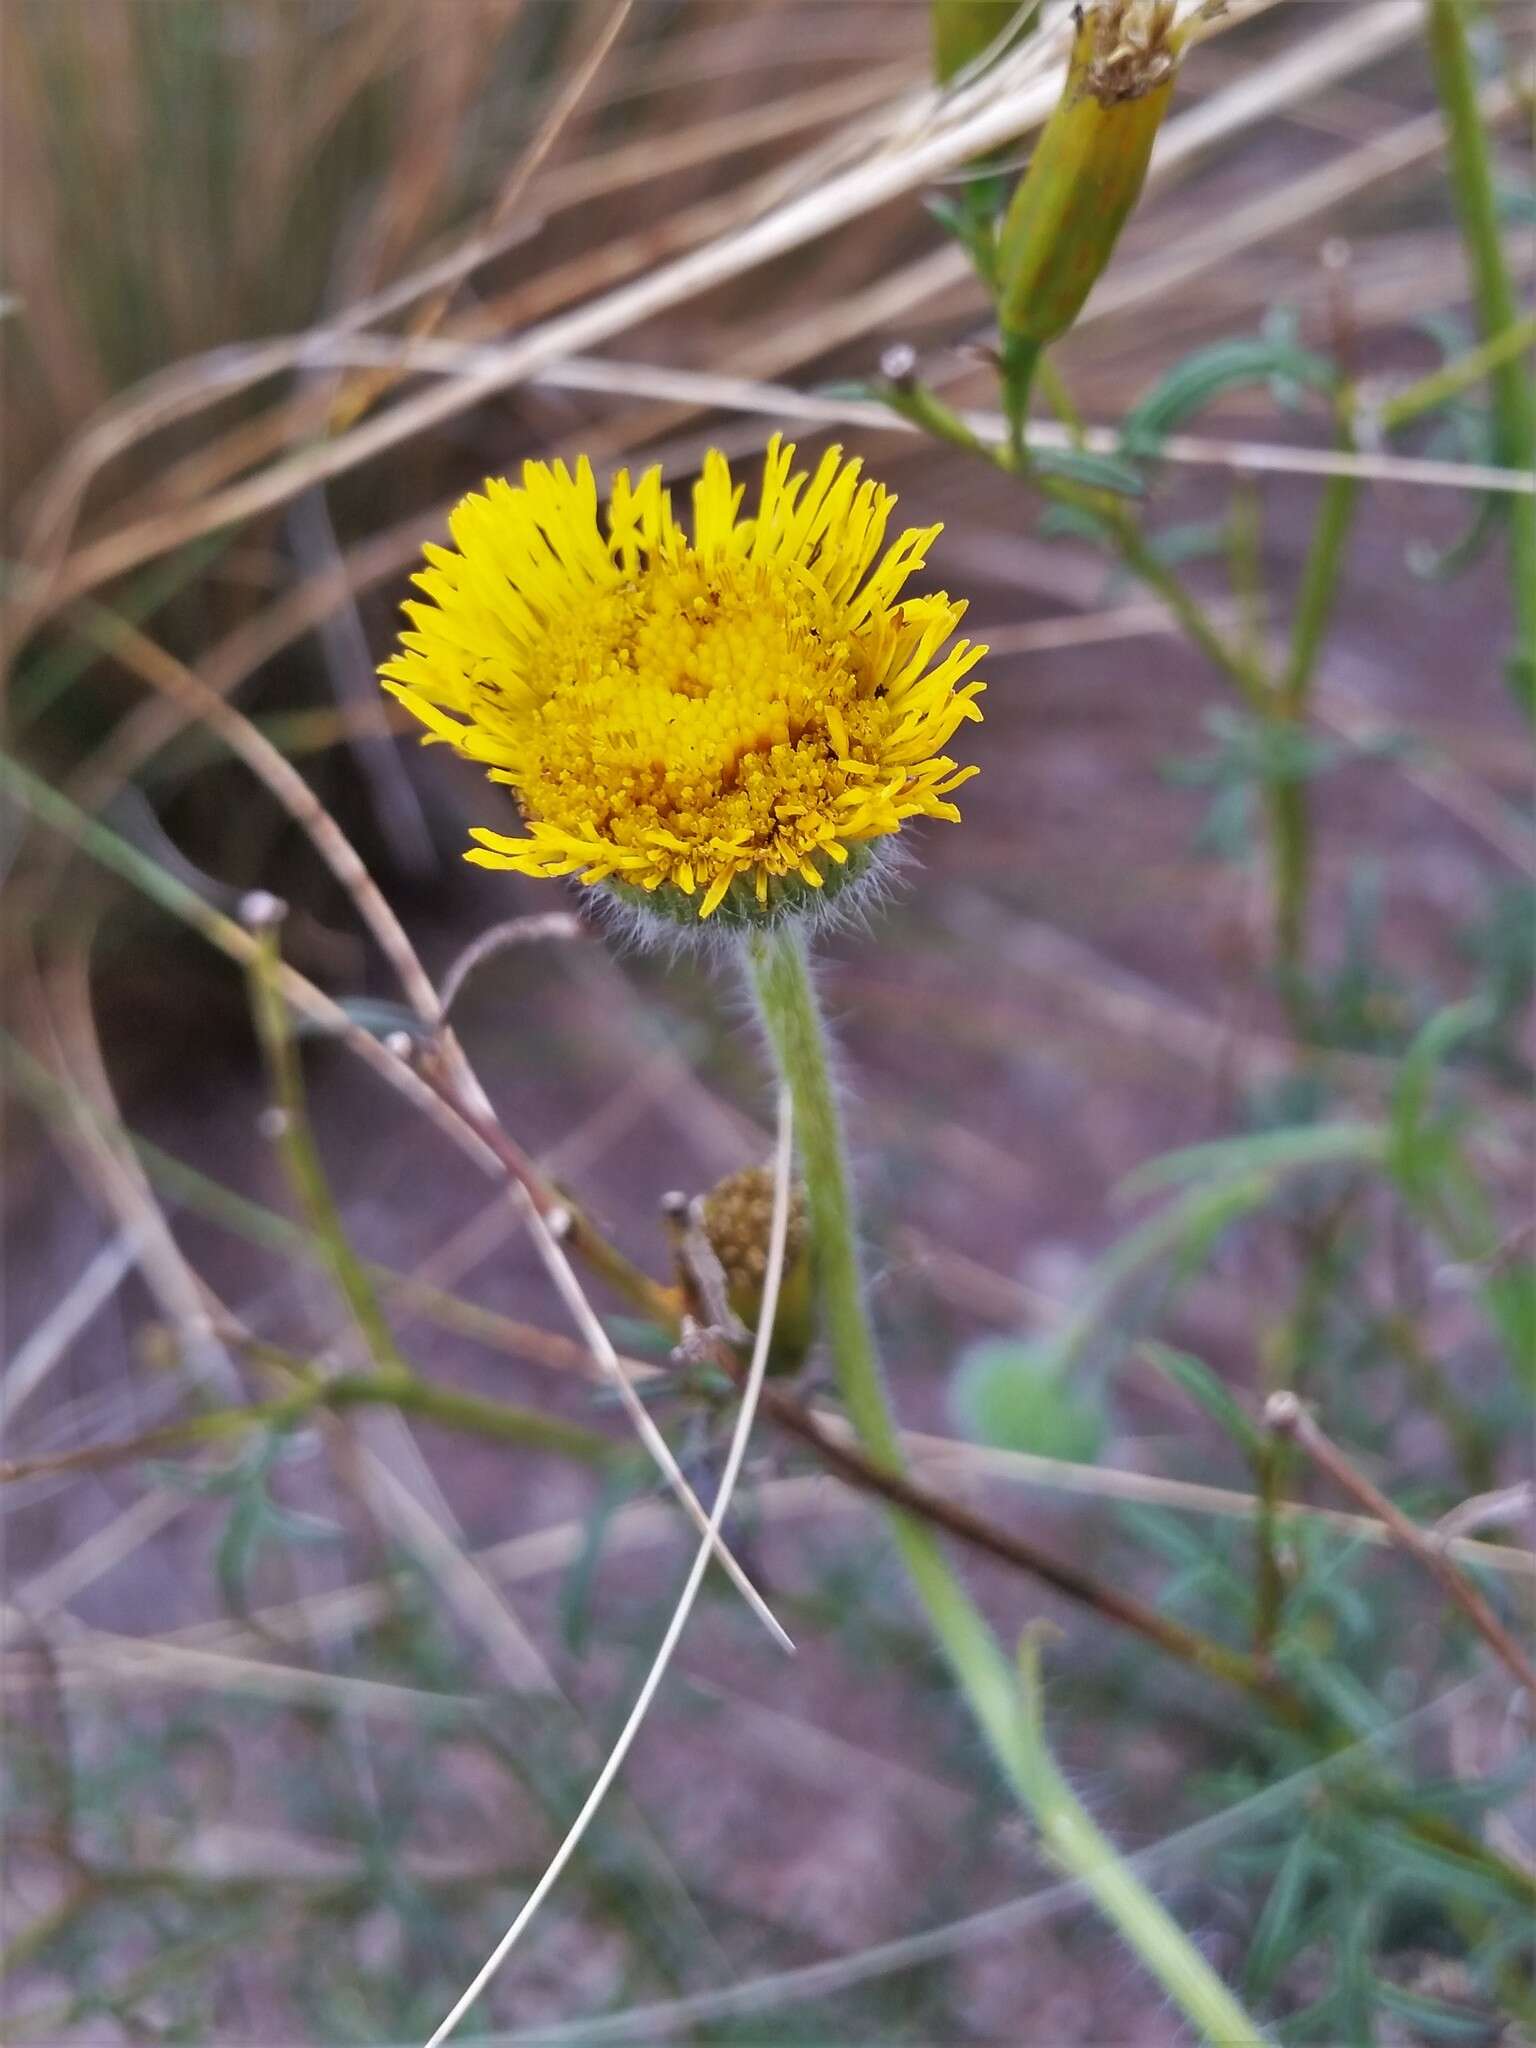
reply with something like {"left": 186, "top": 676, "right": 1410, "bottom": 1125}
{"left": 423, "top": 1086, "right": 795, "bottom": 2048}
{"left": 516, "top": 1181, "right": 793, "bottom": 1654}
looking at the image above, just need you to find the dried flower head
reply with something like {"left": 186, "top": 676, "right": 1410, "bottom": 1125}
{"left": 1080, "top": 0, "right": 1180, "bottom": 103}
{"left": 381, "top": 436, "right": 984, "bottom": 934}
{"left": 700, "top": 1164, "right": 815, "bottom": 1374}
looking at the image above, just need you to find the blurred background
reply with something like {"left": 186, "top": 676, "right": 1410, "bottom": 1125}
{"left": 3, "top": 2, "right": 1533, "bottom": 2041}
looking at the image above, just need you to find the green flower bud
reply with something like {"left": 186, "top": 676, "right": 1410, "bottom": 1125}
{"left": 997, "top": 2, "right": 1181, "bottom": 353}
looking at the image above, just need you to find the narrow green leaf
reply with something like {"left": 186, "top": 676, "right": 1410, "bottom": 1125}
{"left": 1029, "top": 446, "right": 1145, "bottom": 497}
{"left": 1371, "top": 1981, "right": 1495, "bottom": 2041}
{"left": 1138, "top": 1341, "right": 1263, "bottom": 1456}
{"left": 1388, "top": 998, "right": 1492, "bottom": 1181}
{"left": 1122, "top": 335, "right": 1336, "bottom": 457}
{"left": 1120, "top": 1122, "right": 1383, "bottom": 1200}
{"left": 1244, "top": 1831, "right": 1319, "bottom": 1997}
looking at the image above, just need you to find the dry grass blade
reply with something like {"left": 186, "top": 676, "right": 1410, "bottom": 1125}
{"left": 13, "top": 0, "right": 1412, "bottom": 603}
{"left": 14, "top": 0, "right": 1315, "bottom": 626}
{"left": 422, "top": 1085, "right": 795, "bottom": 2048}
{"left": 0, "top": 1491, "right": 195, "bottom": 1636}
{"left": 1436, "top": 1482, "right": 1536, "bottom": 1544}
{"left": 900, "top": 1431, "right": 1536, "bottom": 1582}
{"left": 348, "top": 1446, "right": 559, "bottom": 1696}
{"left": 46, "top": 1479, "right": 841, "bottom": 1663}
{"left": 526, "top": 356, "right": 1536, "bottom": 497}
{"left": 1, "top": 1623, "right": 469, "bottom": 1720}
{"left": 17, "top": 209, "right": 545, "bottom": 569}
{"left": 328, "top": 0, "right": 637, "bottom": 434}
{"left": 61, "top": 601, "right": 448, "bottom": 1026}
{"left": 4, "top": 1225, "right": 143, "bottom": 1419}
{"left": 514, "top": 1180, "right": 794, "bottom": 1654}
{"left": 20, "top": 939, "right": 239, "bottom": 1395}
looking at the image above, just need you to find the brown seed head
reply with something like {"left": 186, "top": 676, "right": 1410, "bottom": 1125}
{"left": 701, "top": 1166, "right": 808, "bottom": 1301}
{"left": 1080, "top": 0, "right": 1180, "bottom": 102}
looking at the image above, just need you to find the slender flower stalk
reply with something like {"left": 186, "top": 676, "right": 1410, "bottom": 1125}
{"left": 744, "top": 922, "right": 1266, "bottom": 2048}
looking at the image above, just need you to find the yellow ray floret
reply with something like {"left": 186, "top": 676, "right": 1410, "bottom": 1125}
{"left": 380, "top": 435, "right": 985, "bottom": 922}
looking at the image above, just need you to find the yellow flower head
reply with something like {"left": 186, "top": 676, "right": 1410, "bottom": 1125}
{"left": 380, "top": 435, "right": 984, "bottom": 930}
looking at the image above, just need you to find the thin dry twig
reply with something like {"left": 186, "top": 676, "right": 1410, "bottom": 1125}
{"left": 1266, "top": 1393, "right": 1536, "bottom": 1708}
{"left": 747, "top": 1376, "right": 1287, "bottom": 1707}
{"left": 438, "top": 914, "right": 586, "bottom": 1018}
{"left": 1435, "top": 1483, "right": 1536, "bottom": 1546}
{"left": 347, "top": 1446, "right": 559, "bottom": 1697}
{"left": 393, "top": 1049, "right": 782, "bottom": 1648}
{"left": 23, "top": 938, "right": 238, "bottom": 1395}
{"left": 64, "top": 605, "right": 449, "bottom": 1027}
{"left": 528, "top": 355, "right": 1536, "bottom": 497}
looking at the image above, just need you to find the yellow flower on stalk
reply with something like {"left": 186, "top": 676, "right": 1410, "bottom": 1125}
{"left": 380, "top": 436, "right": 985, "bottom": 932}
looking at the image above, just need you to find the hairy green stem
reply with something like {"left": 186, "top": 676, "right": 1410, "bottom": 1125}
{"left": 744, "top": 923, "right": 1267, "bottom": 2048}
{"left": 1425, "top": 0, "right": 1536, "bottom": 713}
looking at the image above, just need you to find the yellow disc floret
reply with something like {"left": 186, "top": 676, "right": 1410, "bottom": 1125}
{"left": 380, "top": 435, "right": 985, "bottom": 923}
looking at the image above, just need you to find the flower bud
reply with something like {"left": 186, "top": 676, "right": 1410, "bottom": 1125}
{"left": 996, "top": 2, "right": 1180, "bottom": 352}
{"left": 700, "top": 1165, "right": 815, "bottom": 1376}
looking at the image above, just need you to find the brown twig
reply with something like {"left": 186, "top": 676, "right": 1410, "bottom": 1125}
{"left": 734, "top": 1356, "right": 1298, "bottom": 1712}
{"left": 1266, "top": 1393, "right": 1536, "bottom": 1708}
{"left": 658, "top": 1170, "right": 1290, "bottom": 1706}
